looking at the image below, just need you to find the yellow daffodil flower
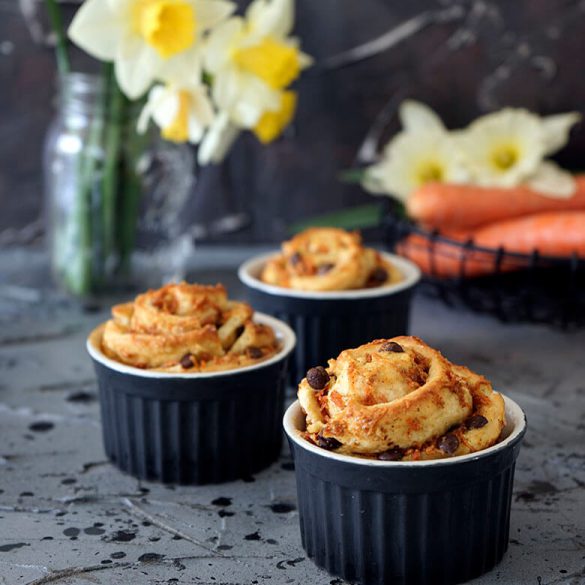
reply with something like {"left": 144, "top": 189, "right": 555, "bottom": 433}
{"left": 203, "top": 0, "right": 311, "bottom": 129}
{"left": 459, "top": 108, "right": 580, "bottom": 195}
{"left": 138, "top": 82, "right": 214, "bottom": 144}
{"left": 458, "top": 109, "right": 545, "bottom": 188}
{"left": 69, "top": 0, "right": 235, "bottom": 99}
{"left": 364, "top": 99, "right": 469, "bottom": 202}
{"left": 364, "top": 101, "right": 580, "bottom": 201}
{"left": 364, "top": 130, "right": 469, "bottom": 202}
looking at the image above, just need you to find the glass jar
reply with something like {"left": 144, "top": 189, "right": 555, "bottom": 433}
{"left": 44, "top": 72, "right": 195, "bottom": 298}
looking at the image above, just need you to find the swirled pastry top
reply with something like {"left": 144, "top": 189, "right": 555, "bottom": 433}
{"left": 101, "top": 283, "right": 280, "bottom": 373}
{"left": 298, "top": 336, "right": 505, "bottom": 461}
{"left": 260, "top": 228, "right": 402, "bottom": 291}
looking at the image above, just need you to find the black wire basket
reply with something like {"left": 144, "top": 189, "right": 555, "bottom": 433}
{"left": 383, "top": 212, "right": 585, "bottom": 328}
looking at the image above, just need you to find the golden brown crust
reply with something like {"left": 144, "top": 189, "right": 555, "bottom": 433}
{"left": 298, "top": 336, "right": 505, "bottom": 461}
{"left": 101, "top": 282, "right": 279, "bottom": 372}
{"left": 261, "top": 227, "right": 402, "bottom": 291}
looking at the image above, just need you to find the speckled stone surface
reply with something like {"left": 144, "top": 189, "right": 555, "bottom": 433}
{"left": 0, "top": 248, "right": 584, "bottom": 585}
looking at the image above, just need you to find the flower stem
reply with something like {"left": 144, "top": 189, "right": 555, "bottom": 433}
{"left": 118, "top": 114, "right": 148, "bottom": 277}
{"left": 101, "top": 66, "right": 125, "bottom": 267}
{"left": 44, "top": 0, "right": 70, "bottom": 75}
{"left": 70, "top": 111, "right": 103, "bottom": 296}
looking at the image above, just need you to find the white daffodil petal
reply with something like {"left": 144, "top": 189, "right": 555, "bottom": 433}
{"left": 541, "top": 112, "right": 581, "bottom": 156}
{"left": 287, "top": 38, "right": 314, "bottom": 68}
{"left": 233, "top": 75, "right": 281, "bottom": 127}
{"left": 187, "top": 119, "right": 204, "bottom": 144}
{"left": 212, "top": 69, "right": 242, "bottom": 115}
{"left": 191, "top": 89, "right": 215, "bottom": 126}
{"left": 526, "top": 161, "right": 577, "bottom": 198}
{"left": 298, "top": 50, "right": 314, "bottom": 69}
{"left": 213, "top": 68, "right": 279, "bottom": 128}
{"left": 107, "top": 0, "right": 131, "bottom": 11}
{"left": 362, "top": 163, "right": 389, "bottom": 196}
{"left": 137, "top": 102, "right": 154, "bottom": 135}
{"left": 246, "top": 0, "right": 294, "bottom": 39}
{"left": 369, "top": 161, "right": 413, "bottom": 202}
{"left": 158, "top": 48, "right": 203, "bottom": 86}
{"left": 198, "top": 112, "right": 240, "bottom": 165}
{"left": 195, "top": 0, "right": 237, "bottom": 30}
{"left": 203, "top": 18, "right": 243, "bottom": 73}
{"left": 399, "top": 100, "right": 445, "bottom": 133}
{"left": 138, "top": 86, "right": 172, "bottom": 134}
{"left": 115, "top": 36, "right": 160, "bottom": 99}
{"left": 186, "top": 84, "right": 215, "bottom": 143}
{"left": 152, "top": 91, "right": 180, "bottom": 129}
{"left": 188, "top": 114, "right": 207, "bottom": 144}
{"left": 68, "top": 0, "right": 122, "bottom": 61}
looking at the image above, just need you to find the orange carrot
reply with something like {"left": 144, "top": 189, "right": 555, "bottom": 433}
{"left": 397, "top": 234, "right": 515, "bottom": 278}
{"left": 398, "top": 211, "right": 585, "bottom": 278}
{"left": 407, "top": 176, "right": 585, "bottom": 231}
{"left": 473, "top": 211, "right": 585, "bottom": 256}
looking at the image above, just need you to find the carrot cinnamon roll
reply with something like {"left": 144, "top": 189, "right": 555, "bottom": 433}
{"left": 261, "top": 227, "right": 402, "bottom": 291}
{"left": 298, "top": 336, "right": 505, "bottom": 460}
{"left": 101, "top": 282, "right": 279, "bottom": 372}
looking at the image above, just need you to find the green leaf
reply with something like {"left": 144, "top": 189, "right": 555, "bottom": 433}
{"left": 289, "top": 204, "right": 383, "bottom": 234}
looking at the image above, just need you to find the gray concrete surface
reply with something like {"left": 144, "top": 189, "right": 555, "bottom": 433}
{"left": 0, "top": 247, "right": 584, "bottom": 584}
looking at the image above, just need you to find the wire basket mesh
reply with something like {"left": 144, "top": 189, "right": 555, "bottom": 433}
{"left": 383, "top": 212, "right": 585, "bottom": 327}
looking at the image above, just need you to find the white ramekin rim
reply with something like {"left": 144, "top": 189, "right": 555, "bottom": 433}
{"left": 86, "top": 312, "right": 296, "bottom": 379}
{"left": 283, "top": 394, "right": 526, "bottom": 468}
{"left": 238, "top": 250, "right": 421, "bottom": 300}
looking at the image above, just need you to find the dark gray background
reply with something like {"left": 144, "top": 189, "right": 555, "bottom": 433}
{"left": 2, "top": 0, "right": 585, "bottom": 244}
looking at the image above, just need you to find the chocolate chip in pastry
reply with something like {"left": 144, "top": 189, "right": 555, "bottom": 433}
{"left": 298, "top": 336, "right": 505, "bottom": 461}
{"left": 261, "top": 227, "right": 402, "bottom": 291}
{"left": 101, "top": 282, "right": 280, "bottom": 373}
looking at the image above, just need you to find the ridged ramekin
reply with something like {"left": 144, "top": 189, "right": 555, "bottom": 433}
{"left": 238, "top": 252, "right": 421, "bottom": 385}
{"left": 87, "top": 313, "right": 295, "bottom": 485}
{"left": 284, "top": 396, "right": 526, "bottom": 585}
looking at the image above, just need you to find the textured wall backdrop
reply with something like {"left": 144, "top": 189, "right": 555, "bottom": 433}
{"left": 1, "top": 0, "right": 585, "bottom": 243}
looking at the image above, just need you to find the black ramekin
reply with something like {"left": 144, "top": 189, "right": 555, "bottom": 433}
{"left": 86, "top": 313, "right": 295, "bottom": 485}
{"left": 284, "top": 396, "right": 526, "bottom": 585}
{"left": 238, "top": 252, "right": 421, "bottom": 384}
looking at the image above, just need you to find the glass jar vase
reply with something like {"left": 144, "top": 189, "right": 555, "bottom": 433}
{"left": 44, "top": 72, "right": 195, "bottom": 298}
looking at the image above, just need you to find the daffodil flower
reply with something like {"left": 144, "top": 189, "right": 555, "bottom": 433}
{"left": 365, "top": 101, "right": 581, "bottom": 201}
{"left": 363, "top": 130, "right": 469, "bottom": 202}
{"left": 138, "top": 82, "right": 214, "bottom": 144}
{"left": 459, "top": 108, "right": 580, "bottom": 195}
{"left": 68, "top": 0, "right": 236, "bottom": 99}
{"left": 364, "top": 100, "right": 469, "bottom": 202}
{"left": 458, "top": 109, "right": 547, "bottom": 188}
{"left": 203, "top": 0, "right": 311, "bottom": 131}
